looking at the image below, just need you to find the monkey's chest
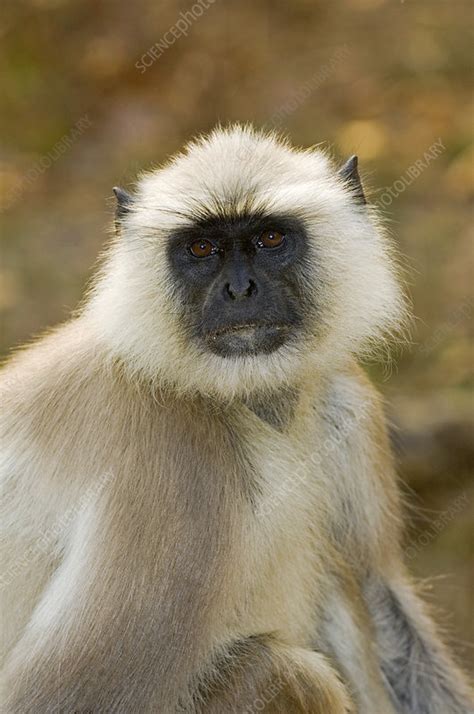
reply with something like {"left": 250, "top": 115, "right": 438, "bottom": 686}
{"left": 231, "top": 424, "right": 324, "bottom": 646}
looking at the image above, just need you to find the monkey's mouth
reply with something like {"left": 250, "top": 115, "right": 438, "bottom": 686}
{"left": 203, "top": 323, "right": 290, "bottom": 357}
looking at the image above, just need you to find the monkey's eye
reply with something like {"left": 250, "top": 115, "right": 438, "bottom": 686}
{"left": 257, "top": 230, "right": 285, "bottom": 250}
{"left": 189, "top": 239, "right": 216, "bottom": 258}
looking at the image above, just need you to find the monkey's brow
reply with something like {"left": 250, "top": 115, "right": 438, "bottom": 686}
{"left": 133, "top": 206, "right": 232, "bottom": 232}
{"left": 135, "top": 206, "right": 202, "bottom": 224}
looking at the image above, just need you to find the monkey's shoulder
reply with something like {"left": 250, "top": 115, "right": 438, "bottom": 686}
{"left": 0, "top": 320, "right": 145, "bottom": 453}
{"left": 2, "top": 320, "right": 110, "bottom": 412}
{"left": 314, "top": 362, "right": 397, "bottom": 505}
{"left": 318, "top": 362, "right": 389, "bottom": 444}
{"left": 315, "top": 363, "right": 400, "bottom": 561}
{"left": 0, "top": 321, "right": 226, "bottom": 471}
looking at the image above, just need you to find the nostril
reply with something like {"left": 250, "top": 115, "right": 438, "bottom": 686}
{"left": 224, "top": 279, "right": 258, "bottom": 301}
{"left": 224, "top": 282, "right": 235, "bottom": 300}
{"left": 246, "top": 279, "right": 257, "bottom": 297}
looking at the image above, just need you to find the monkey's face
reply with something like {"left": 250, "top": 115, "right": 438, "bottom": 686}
{"left": 166, "top": 212, "right": 314, "bottom": 358}
{"left": 92, "top": 126, "right": 406, "bottom": 398}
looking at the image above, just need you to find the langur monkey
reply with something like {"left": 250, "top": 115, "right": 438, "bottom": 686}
{"left": 1, "top": 126, "right": 472, "bottom": 713}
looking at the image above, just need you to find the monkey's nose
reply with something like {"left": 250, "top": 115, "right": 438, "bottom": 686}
{"left": 224, "top": 279, "right": 258, "bottom": 301}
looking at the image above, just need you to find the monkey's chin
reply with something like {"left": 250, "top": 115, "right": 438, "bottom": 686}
{"left": 203, "top": 324, "right": 290, "bottom": 357}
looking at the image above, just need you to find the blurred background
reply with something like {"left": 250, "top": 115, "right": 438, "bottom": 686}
{"left": 1, "top": 0, "right": 472, "bottom": 668}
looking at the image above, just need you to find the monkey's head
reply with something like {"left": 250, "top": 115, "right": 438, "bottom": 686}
{"left": 88, "top": 126, "right": 407, "bottom": 399}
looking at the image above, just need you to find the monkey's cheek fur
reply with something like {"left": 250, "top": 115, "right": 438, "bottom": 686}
{"left": 203, "top": 323, "right": 290, "bottom": 357}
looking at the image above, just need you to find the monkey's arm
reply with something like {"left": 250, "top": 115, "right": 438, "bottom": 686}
{"left": 320, "top": 364, "right": 474, "bottom": 714}
{"left": 3, "top": 555, "right": 352, "bottom": 714}
{"left": 1, "top": 487, "right": 353, "bottom": 714}
{"left": 0, "top": 332, "right": 216, "bottom": 712}
{"left": 1, "top": 493, "right": 353, "bottom": 714}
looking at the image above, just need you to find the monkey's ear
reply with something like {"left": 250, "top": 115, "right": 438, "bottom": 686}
{"left": 338, "top": 155, "right": 366, "bottom": 205}
{"left": 113, "top": 186, "right": 133, "bottom": 222}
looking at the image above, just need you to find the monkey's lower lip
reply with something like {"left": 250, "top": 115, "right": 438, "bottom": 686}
{"left": 211, "top": 322, "right": 285, "bottom": 336}
{"left": 204, "top": 323, "right": 290, "bottom": 356}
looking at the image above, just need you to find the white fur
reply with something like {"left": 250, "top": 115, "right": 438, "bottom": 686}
{"left": 85, "top": 125, "right": 407, "bottom": 399}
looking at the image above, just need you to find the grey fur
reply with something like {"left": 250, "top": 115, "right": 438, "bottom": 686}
{"left": 364, "top": 575, "right": 474, "bottom": 714}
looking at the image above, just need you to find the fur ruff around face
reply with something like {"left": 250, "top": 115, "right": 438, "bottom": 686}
{"left": 86, "top": 125, "right": 407, "bottom": 399}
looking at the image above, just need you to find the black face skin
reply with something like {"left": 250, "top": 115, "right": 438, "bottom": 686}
{"left": 166, "top": 212, "right": 313, "bottom": 357}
